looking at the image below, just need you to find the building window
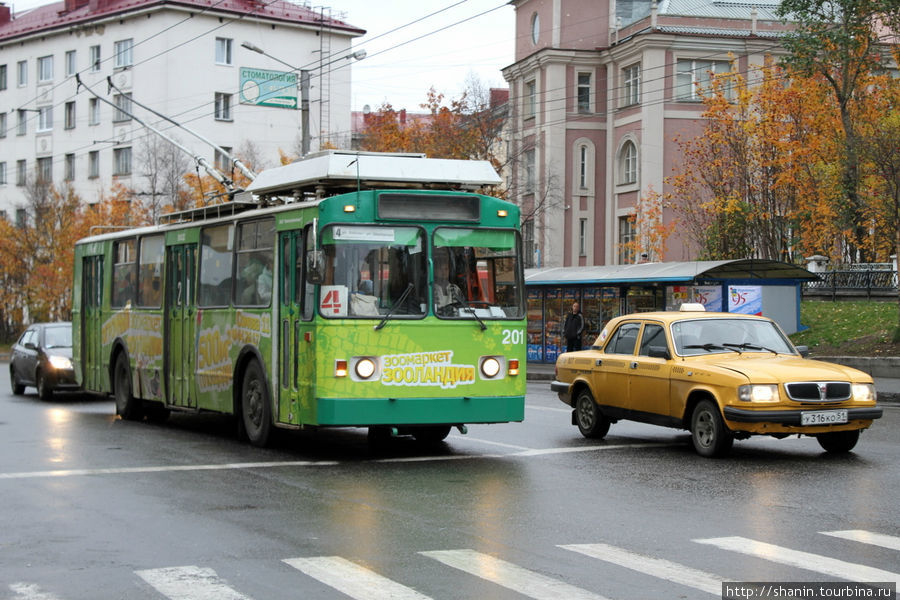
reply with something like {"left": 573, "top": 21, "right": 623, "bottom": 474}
{"left": 65, "top": 154, "right": 75, "bottom": 181}
{"left": 0, "top": 113, "right": 6, "bottom": 138}
{"left": 676, "top": 59, "right": 733, "bottom": 101}
{"left": 525, "top": 80, "right": 536, "bottom": 119}
{"left": 65, "top": 101, "right": 76, "bottom": 129}
{"left": 17, "top": 60, "right": 27, "bottom": 86}
{"left": 16, "top": 209, "right": 27, "bottom": 228}
{"left": 214, "top": 93, "right": 232, "bottom": 121}
{"left": 530, "top": 12, "right": 540, "bottom": 45}
{"left": 215, "top": 38, "right": 233, "bottom": 65}
{"left": 114, "top": 39, "right": 133, "bottom": 69}
{"left": 90, "top": 45, "right": 101, "bottom": 72}
{"left": 577, "top": 73, "right": 591, "bottom": 113}
{"left": 618, "top": 216, "right": 636, "bottom": 264}
{"left": 523, "top": 220, "right": 535, "bottom": 268}
{"left": 113, "top": 147, "right": 132, "bottom": 176}
{"left": 619, "top": 140, "right": 638, "bottom": 185}
{"left": 38, "top": 55, "right": 53, "bottom": 82}
{"left": 579, "top": 219, "right": 588, "bottom": 256}
{"left": 37, "top": 157, "right": 53, "bottom": 183}
{"left": 16, "top": 160, "right": 27, "bottom": 186}
{"left": 524, "top": 148, "right": 535, "bottom": 194}
{"left": 89, "top": 98, "right": 100, "bottom": 125}
{"left": 38, "top": 106, "right": 53, "bottom": 132}
{"left": 88, "top": 151, "right": 99, "bottom": 178}
{"left": 214, "top": 147, "right": 233, "bottom": 172}
{"left": 623, "top": 63, "right": 640, "bottom": 106}
{"left": 113, "top": 93, "right": 132, "bottom": 122}
{"left": 0, "top": 162, "right": 6, "bottom": 185}
{"left": 0, "top": 64, "right": 7, "bottom": 90}
{"left": 66, "top": 50, "right": 77, "bottom": 77}
{"left": 578, "top": 144, "right": 588, "bottom": 189}
{"left": 16, "top": 110, "right": 27, "bottom": 135}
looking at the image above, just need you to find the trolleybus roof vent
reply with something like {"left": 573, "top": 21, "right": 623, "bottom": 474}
{"left": 246, "top": 150, "right": 501, "bottom": 198}
{"left": 158, "top": 200, "right": 260, "bottom": 224}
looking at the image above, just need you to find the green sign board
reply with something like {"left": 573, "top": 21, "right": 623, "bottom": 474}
{"left": 239, "top": 67, "right": 298, "bottom": 109}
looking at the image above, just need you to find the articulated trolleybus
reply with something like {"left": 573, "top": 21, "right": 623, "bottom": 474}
{"left": 72, "top": 151, "right": 526, "bottom": 446}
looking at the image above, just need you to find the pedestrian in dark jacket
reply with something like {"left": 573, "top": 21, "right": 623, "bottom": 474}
{"left": 563, "top": 302, "right": 585, "bottom": 352}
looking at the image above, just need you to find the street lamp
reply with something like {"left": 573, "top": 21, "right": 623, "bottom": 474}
{"left": 240, "top": 42, "right": 365, "bottom": 156}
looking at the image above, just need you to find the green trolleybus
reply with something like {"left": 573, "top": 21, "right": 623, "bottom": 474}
{"left": 72, "top": 151, "right": 526, "bottom": 446}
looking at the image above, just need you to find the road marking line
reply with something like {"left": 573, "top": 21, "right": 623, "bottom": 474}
{"left": 283, "top": 556, "right": 432, "bottom": 600}
{"left": 560, "top": 542, "right": 722, "bottom": 596}
{"left": 421, "top": 549, "right": 611, "bottom": 600}
{"left": 821, "top": 530, "right": 900, "bottom": 551}
{"left": 512, "top": 443, "right": 675, "bottom": 456}
{"left": 527, "top": 405, "right": 571, "bottom": 413}
{"left": 8, "top": 583, "right": 63, "bottom": 600}
{"left": 135, "top": 566, "right": 253, "bottom": 600}
{"left": 694, "top": 536, "right": 900, "bottom": 590}
{"left": 448, "top": 436, "right": 534, "bottom": 451}
{"left": 0, "top": 460, "right": 339, "bottom": 480}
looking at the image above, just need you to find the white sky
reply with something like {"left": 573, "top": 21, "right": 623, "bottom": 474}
{"left": 9, "top": 0, "right": 517, "bottom": 112}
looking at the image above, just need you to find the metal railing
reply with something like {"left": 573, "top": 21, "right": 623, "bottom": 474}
{"left": 804, "top": 269, "right": 898, "bottom": 299}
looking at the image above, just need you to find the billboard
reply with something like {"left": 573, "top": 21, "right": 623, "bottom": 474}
{"left": 239, "top": 67, "right": 298, "bottom": 109}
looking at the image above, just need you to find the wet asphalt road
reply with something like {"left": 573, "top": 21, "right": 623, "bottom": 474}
{"left": 1, "top": 370, "right": 898, "bottom": 600}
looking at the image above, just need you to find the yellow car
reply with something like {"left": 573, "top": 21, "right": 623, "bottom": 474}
{"left": 551, "top": 305, "right": 883, "bottom": 457}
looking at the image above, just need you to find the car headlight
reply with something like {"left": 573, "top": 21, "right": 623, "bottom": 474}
{"left": 851, "top": 383, "right": 876, "bottom": 403}
{"left": 480, "top": 357, "right": 501, "bottom": 378}
{"left": 354, "top": 357, "right": 377, "bottom": 380}
{"left": 48, "top": 355, "right": 73, "bottom": 370}
{"left": 738, "top": 384, "right": 779, "bottom": 403}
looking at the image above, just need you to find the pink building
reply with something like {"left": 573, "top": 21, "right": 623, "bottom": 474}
{"left": 502, "top": 0, "right": 790, "bottom": 268}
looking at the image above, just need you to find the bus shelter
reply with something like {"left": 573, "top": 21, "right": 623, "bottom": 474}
{"left": 524, "top": 259, "right": 817, "bottom": 363}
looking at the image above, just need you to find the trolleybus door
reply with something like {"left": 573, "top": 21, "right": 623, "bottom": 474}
{"left": 165, "top": 244, "right": 197, "bottom": 408}
{"left": 81, "top": 255, "right": 104, "bottom": 391}
{"left": 277, "top": 230, "right": 314, "bottom": 424}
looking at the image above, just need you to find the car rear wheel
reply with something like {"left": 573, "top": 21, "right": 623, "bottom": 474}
{"left": 691, "top": 399, "right": 733, "bottom": 457}
{"left": 816, "top": 429, "right": 860, "bottom": 454}
{"left": 575, "top": 389, "right": 610, "bottom": 439}
{"left": 36, "top": 370, "right": 54, "bottom": 401}
{"left": 10, "top": 368, "right": 25, "bottom": 395}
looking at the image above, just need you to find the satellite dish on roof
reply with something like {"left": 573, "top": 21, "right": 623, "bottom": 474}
{"left": 362, "top": 104, "right": 371, "bottom": 115}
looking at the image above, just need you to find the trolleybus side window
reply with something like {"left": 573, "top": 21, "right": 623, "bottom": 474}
{"left": 112, "top": 238, "right": 136, "bottom": 308}
{"left": 302, "top": 225, "right": 315, "bottom": 320}
{"left": 137, "top": 235, "right": 164, "bottom": 308}
{"left": 321, "top": 225, "right": 426, "bottom": 318}
{"left": 235, "top": 218, "right": 275, "bottom": 307}
{"left": 432, "top": 228, "right": 524, "bottom": 319}
{"left": 198, "top": 223, "right": 234, "bottom": 307}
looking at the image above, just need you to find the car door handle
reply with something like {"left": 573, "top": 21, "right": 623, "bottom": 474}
{"left": 630, "top": 361, "right": 638, "bottom": 369}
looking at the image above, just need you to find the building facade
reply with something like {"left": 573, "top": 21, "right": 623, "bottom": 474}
{"left": 0, "top": 0, "right": 363, "bottom": 217}
{"left": 502, "top": 0, "right": 789, "bottom": 269}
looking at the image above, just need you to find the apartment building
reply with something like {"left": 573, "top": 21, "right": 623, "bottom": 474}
{"left": 0, "top": 0, "right": 363, "bottom": 217}
{"left": 503, "top": 0, "right": 790, "bottom": 267}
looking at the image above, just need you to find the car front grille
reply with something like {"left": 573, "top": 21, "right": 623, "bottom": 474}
{"left": 785, "top": 381, "right": 851, "bottom": 403}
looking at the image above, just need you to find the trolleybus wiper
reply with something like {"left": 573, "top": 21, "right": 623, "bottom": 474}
{"left": 374, "top": 283, "right": 414, "bottom": 331}
{"left": 451, "top": 287, "right": 487, "bottom": 331}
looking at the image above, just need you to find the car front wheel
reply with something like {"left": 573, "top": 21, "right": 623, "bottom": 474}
{"left": 575, "top": 389, "right": 610, "bottom": 439}
{"left": 691, "top": 399, "right": 733, "bottom": 457}
{"left": 816, "top": 429, "right": 860, "bottom": 453}
{"left": 36, "top": 370, "right": 54, "bottom": 401}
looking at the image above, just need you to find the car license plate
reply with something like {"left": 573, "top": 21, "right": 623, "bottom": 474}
{"left": 801, "top": 409, "right": 848, "bottom": 426}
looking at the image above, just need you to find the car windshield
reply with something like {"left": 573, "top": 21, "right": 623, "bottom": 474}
{"left": 672, "top": 318, "right": 795, "bottom": 356}
{"left": 44, "top": 326, "right": 72, "bottom": 349}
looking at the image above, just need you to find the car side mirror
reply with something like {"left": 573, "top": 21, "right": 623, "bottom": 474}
{"left": 25, "top": 342, "right": 37, "bottom": 350}
{"left": 306, "top": 250, "right": 324, "bottom": 285}
{"left": 648, "top": 346, "right": 671, "bottom": 360}
{"left": 795, "top": 345, "right": 810, "bottom": 358}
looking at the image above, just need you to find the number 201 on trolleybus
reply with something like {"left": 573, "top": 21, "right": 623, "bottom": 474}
{"left": 72, "top": 151, "right": 527, "bottom": 446}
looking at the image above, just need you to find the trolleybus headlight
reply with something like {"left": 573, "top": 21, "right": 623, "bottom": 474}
{"left": 335, "top": 359, "right": 348, "bottom": 377}
{"left": 508, "top": 359, "right": 519, "bottom": 376}
{"left": 355, "top": 357, "right": 377, "bottom": 380}
{"left": 480, "top": 357, "right": 501, "bottom": 378}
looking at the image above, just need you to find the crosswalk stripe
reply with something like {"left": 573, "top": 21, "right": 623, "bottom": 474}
{"left": 283, "top": 556, "right": 432, "bottom": 600}
{"left": 694, "top": 536, "right": 900, "bottom": 590}
{"left": 560, "top": 542, "right": 723, "bottom": 596}
{"left": 421, "top": 549, "right": 611, "bottom": 600}
{"left": 821, "top": 530, "right": 900, "bottom": 552}
{"left": 135, "top": 566, "right": 253, "bottom": 600}
{"left": 8, "top": 583, "right": 63, "bottom": 600}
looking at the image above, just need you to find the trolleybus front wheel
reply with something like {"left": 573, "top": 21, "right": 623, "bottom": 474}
{"left": 114, "top": 353, "right": 143, "bottom": 421}
{"left": 241, "top": 360, "right": 272, "bottom": 447}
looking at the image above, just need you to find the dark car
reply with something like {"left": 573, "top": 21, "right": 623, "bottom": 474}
{"left": 10, "top": 322, "right": 80, "bottom": 400}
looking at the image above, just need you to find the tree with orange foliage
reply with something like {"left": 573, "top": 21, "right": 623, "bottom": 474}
{"left": 617, "top": 186, "right": 675, "bottom": 263}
